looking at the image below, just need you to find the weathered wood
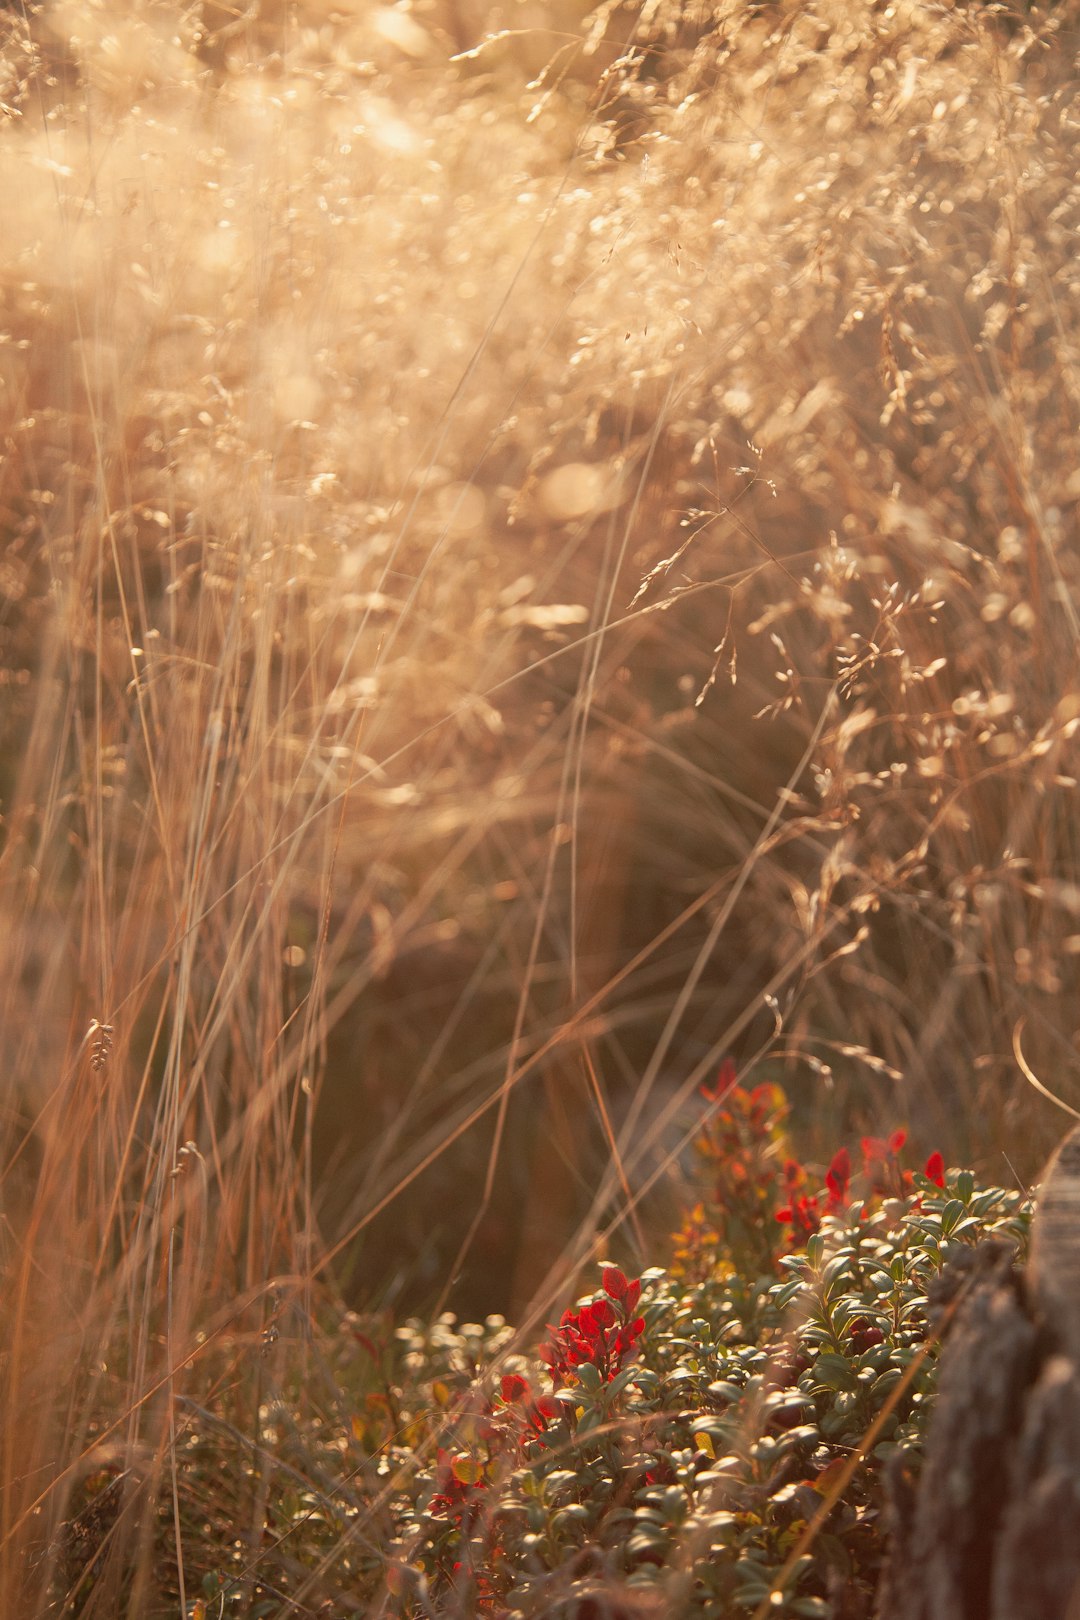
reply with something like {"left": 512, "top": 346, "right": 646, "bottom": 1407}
{"left": 876, "top": 1125, "right": 1080, "bottom": 1620}
{"left": 992, "top": 1354, "right": 1080, "bottom": 1620}
{"left": 874, "top": 1242, "right": 1039, "bottom": 1620}
{"left": 1029, "top": 1126, "right": 1080, "bottom": 1356}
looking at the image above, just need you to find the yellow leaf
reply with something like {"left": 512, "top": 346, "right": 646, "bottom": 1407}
{"left": 451, "top": 1451, "right": 484, "bottom": 1486}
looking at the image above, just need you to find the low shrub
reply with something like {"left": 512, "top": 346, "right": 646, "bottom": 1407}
{"left": 60, "top": 1073, "right": 1029, "bottom": 1618}
{"left": 343, "top": 1073, "right": 1030, "bottom": 1620}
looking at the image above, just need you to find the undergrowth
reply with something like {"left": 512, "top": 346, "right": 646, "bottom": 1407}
{"left": 0, "top": 0, "right": 1077, "bottom": 1613}
{"left": 55, "top": 1075, "right": 1031, "bottom": 1618}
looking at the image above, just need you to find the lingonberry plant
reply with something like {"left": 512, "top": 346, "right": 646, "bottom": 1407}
{"left": 113, "top": 1074, "right": 1031, "bottom": 1618}
{"left": 540, "top": 1266, "right": 645, "bottom": 1390}
{"left": 671, "top": 1058, "right": 793, "bottom": 1281}
{"left": 372, "top": 1072, "right": 1030, "bottom": 1618}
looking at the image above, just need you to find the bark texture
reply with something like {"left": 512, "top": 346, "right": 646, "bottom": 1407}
{"left": 876, "top": 1125, "right": 1080, "bottom": 1620}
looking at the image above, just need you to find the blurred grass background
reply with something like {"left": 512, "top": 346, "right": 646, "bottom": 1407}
{"left": 2, "top": 0, "right": 1080, "bottom": 1610}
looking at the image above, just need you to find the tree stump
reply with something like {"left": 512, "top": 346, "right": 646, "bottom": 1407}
{"left": 876, "top": 1126, "right": 1080, "bottom": 1620}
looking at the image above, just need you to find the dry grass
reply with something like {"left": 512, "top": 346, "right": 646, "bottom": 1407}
{"left": 1, "top": 0, "right": 1079, "bottom": 1611}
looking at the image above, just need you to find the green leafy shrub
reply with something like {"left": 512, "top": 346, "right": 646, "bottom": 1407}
{"left": 374, "top": 1075, "right": 1030, "bottom": 1619}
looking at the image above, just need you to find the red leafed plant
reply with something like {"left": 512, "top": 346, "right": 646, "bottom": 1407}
{"left": 776, "top": 1145, "right": 853, "bottom": 1237}
{"left": 774, "top": 1191, "right": 822, "bottom": 1240}
{"left": 496, "top": 1373, "right": 560, "bottom": 1437}
{"left": 862, "top": 1129, "right": 912, "bottom": 1197}
{"left": 675, "top": 1057, "right": 948, "bottom": 1264}
{"left": 540, "top": 1266, "right": 645, "bottom": 1389}
{"left": 673, "top": 1059, "right": 793, "bottom": 1277}
{"left": 427, "top": 1446, "right": 490, "bottom": 1527}
{"left": 428, "top": 1375, "right": 562, "bottom": 1530}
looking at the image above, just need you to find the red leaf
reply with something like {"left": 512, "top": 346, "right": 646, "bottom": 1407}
{"left": 500, "top": 1374, "right": 529, "bottom": 1404}
{"left": 786, "top": 1194, "right": 821, "bottom": 1235}
{"left": 700, "top": 1055, "right": 738, "bottom": 1102}
{"left": 591, "top": 1297, "right": 616, "bottom": 1329}
{"left": 602, "top": 1265, "right": 628, "bottom": 1301}
{"left": 861, "top": 1131, "right": 905, "bottom": 1164}
{"left": 825, "top": 1146, "right": 851, "bottom": 1210}
{"left": 925, "top": 1150, "right": 945, "bottom": 1188}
